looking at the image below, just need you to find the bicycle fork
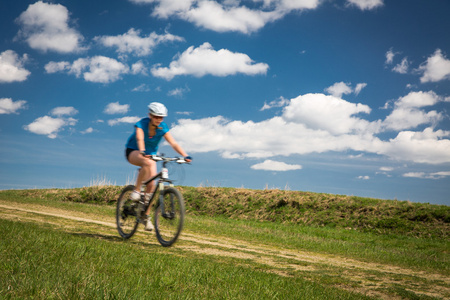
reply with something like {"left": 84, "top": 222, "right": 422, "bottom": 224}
{"left": 158, "top": 182, "right": 175, "bottom": 220}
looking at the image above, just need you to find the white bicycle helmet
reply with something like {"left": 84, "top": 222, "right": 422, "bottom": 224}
{"left": 148, "top": 102, "right": 168, "bottom": 117}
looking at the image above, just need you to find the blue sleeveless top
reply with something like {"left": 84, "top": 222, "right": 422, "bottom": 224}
{"left": 125, "top": 117, "right": 169, "bottom": 155}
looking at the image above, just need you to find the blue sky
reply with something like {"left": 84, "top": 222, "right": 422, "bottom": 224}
{"left": 1, "top": 0, "right": 449, "bottom": 205}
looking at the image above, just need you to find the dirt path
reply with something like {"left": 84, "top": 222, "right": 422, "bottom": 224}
{"left": 0, "top": 202, "right": 448, "bottom": 300}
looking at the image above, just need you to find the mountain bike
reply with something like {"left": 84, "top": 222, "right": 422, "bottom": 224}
{"left": 116, "top": 155, "right": 188, "bottom": 247}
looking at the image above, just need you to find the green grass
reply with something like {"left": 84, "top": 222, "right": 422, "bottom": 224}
{"left": 0, "top": 219, "right": 369, "bottom": 299}
{"left": 186, "top": 215, "right": 449, "bottom": 275}
{"left": 1, "top": 187, "right": 448, "bottom": 299}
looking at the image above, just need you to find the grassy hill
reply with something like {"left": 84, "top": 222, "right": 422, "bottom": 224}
{"left": 8, "top": 185, "right": 449, "bottom": 238}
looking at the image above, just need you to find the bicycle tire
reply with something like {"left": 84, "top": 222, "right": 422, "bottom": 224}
{"left": 116, "top": 185, "right": 140, "bottom": 239}
{"left": 154, "top": 187, "right": 185, "bottom": 247}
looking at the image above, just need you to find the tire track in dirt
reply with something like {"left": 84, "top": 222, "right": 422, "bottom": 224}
{"left": 0, "top": 202, "right": 448, "bottom": 300}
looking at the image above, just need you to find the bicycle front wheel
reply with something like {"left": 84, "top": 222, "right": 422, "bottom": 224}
{"left": 154, "top": 187, "right": 185, "bottom": 247}
{"left": 116, "top": 185, "right": 140, "bottom": 239}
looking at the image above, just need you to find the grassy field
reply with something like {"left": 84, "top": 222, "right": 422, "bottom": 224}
{"left": 0, "top": 187, "right": 448, "bottom": 299}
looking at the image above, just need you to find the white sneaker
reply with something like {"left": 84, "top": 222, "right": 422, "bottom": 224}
{"left": 145, "top": 217, "right": 154, "bottom": 231}
{"left": 130, "top": 190, "right": 141, "bottom": 201}
{"left": 145, "top": 193, "right": 153, "bottom": 201}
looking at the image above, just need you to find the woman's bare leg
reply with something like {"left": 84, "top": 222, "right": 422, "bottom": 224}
{"left": 127, "top": 150, "right": 157, "bottom": 194}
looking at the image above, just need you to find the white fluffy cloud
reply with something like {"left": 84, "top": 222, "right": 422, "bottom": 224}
{"left": 45, "top": 56, "right": 133, "bottom": 83}
{"left": 171, "top": 106, "right": 380, "bottom": 159}
{"left": 131, "top": 61, "right": 147, "bottom": 75}
{"left": 251, "top": 160, "right": 302, "bottom": 171}
{"left": 386, "top": 48, "right": 450, "bottom": 81}
{"left": 354, "top": 83, "right": 367, "bottom": 95}
{"left": 24, "top": 106, "right": 78, "bottom": 138}
{"left": 95, "top": 28, "right": 184, "bottom": 56}
{"left": 104, "top": 102, "right": 130, "bottom": 114}
{"left": 283, "top": 93, "right": 374, "bottom": 135}
{"left": 170, "top": 91, "right": 450, "bottom": 165}
{"left": 71, "top": 57, "right": 129, "bottom": 83}
{"left": 381, "top": 128, "right": 450, "bottom": 164}
{"left": 325, "top": 82, "right": 352, "bottom": 98}
{"left": 383, "top": 91, "right": 444, "bottom": 131}
{"left": 16, "top": 1, "right": 85, "bottom": 53}
{"left": 151, "top": 42, "right": 269, "bottom": 80}
{"left": 0, "top": 50, "right": 30, "bottom": 83}
{"left": 0, "top": 98, "right": 27, "bottom": 114}
{"left": 181, "top": 1, "right": 281, "bottom": 34}
{"left": 260, "top": 97, "right": 290, "bottom": 111}
{"left": 325, "top": 82, "right": 367, "bottom": 97}
{"left": 129, "top": 0, "right": 320, "bottom": 34}
{"left": 379, "top": 167, "right": 393, "bottom": 172}
{"left": 392, "top": 57, "right": 409, "bottom": 74}
{"left": 346, "top": 0, "right": 383, "bottom": 10}
{"left": 44, "top": 61, "right": 70, "bottom": 73}
{"left": 385, "top": 49, "right": 395, "bottom": 64}
{"left": 50, "top": 106, "right": 78, "bottom": 116}
{"left": 130, "top": 0, "right": 195, "bottom": 18}
{"left": 24, "top": 116, "right": 77, "bottom": 139}
{"left": 418, "top": 49, "right": 450, "bottom": 83}
{"left": 108, "top": 116, "right": 141, "bottom": 126}
{"left": 403, "top": 171, "right": 450, "bottom": 180}
{"left": 168, "top": 86, "right": 190, "bottom": 97}
{"left": 81, "top": 127, "right": 94, "bottom": 134}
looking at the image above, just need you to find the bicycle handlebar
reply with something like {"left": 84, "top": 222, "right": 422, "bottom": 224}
{"left": 150, "top": 155, "right": 190, "bottom": 164}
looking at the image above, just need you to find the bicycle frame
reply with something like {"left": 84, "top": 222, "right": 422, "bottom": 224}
{"left": 140, "top": 158, "right": 176, "bottom": 217}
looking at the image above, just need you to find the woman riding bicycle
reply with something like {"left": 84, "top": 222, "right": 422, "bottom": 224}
{"left": 125, "top": 102, "right": 191, "bottom": 231}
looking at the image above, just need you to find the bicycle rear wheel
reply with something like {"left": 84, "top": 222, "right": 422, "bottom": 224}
{"left": 154, "top": 187, "right": 185, "bottom": 247}
{"left": 116, "top": 185, "right": 140, "bottom": 239}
